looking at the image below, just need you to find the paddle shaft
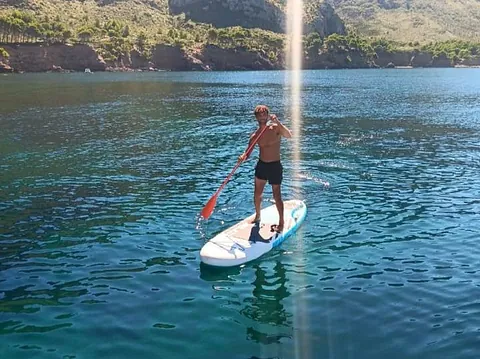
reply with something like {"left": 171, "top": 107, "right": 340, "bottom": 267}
{"left": 213, "top": 125, "right": 269, "bottom": 197}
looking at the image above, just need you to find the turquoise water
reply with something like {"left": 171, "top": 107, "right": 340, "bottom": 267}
{"left": 1, "top": 69, "right": 479, "bottom": 358}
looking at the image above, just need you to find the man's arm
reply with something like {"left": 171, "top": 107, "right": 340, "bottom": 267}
{"left": 270, "top": 114, "right": 292, "bottom": 138}
{"left": 238, "top": 132, "right": 257, "bottom": 162}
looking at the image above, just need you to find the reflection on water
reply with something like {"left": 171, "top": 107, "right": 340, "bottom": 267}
{"left": 200, "top": 259, "right": 293, "bottom": 354}
{"left": 244, "top": 262, "right": 291, "bottom": 345}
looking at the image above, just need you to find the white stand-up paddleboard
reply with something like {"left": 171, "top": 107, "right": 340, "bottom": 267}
{"left": 200, "top": 200, "right": 307, "bottom": 267}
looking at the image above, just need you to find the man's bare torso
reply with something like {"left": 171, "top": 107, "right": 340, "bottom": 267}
{"left": 256, "top": 127, "right": 281, "bottom": 162}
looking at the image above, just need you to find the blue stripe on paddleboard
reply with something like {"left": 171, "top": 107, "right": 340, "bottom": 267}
{"left": 272, "top": 202, "right": 307, "bottom": 248}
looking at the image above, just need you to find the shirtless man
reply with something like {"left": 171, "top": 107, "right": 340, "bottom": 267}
{"left": 238, "top": 105, "right": 292, "bottom": 232}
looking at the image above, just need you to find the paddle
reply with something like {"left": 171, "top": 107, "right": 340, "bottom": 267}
{"left": 200, "top": 124, "right": 269, "bottom": 220}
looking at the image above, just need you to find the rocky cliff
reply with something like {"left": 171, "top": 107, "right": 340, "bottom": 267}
{"left": 168, "top": 0, "right": 285, "bottom": 32}
{"left": 460, "top": 56, "right": 480, "bottom": 67}
{"left": 305, "top": 3, "right": 346, "bottom": 37}
{"left": 199, "top": 44, "right": 278, "bottom": 70}
{"left": 168, "top": 0, "right": 346, "bottom": 36}
{"left": 2, "top": 44, "right": 107, "bottom": 72}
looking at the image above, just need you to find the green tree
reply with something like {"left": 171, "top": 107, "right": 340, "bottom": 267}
{"left": 62, "top": 30, "right": 72, "bottom": 43}
{"left": 0, "top": 47, "right": 9, "bottom": 59}
{"left": 136, "top": 31, "right": 148, "bottom": 52}
{"left": 305, "top": 32, "right": 322, "bottom": 56}
{"left": 26, "top": 24, "right": 41, "bottom": 42}
{"left": 207, "top": 28, "right": 217, "bottom": 43}
{"left": 167, "top": 28, "right": 178, "bottom": 40}
{"left": 104, "top": 20, "right": 123, "bottom": 37}
{"left": 122, "top": 25, "right": 130, "bottom": 38}
{"left": 77, "top": 26, "right": 94, "bottom": 43}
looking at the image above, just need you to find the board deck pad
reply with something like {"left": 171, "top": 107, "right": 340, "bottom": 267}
{"left": 200, "top": 199, "right": 307, "bottom": 267}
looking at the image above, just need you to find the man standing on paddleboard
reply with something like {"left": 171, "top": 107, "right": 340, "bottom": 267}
{"left": 238, "top": 105, "right": 292, "bottom": 232}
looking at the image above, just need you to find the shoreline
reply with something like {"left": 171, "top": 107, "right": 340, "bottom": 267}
{"left": 1, "top": 43, "right": 480, "bottom": 74}
{"left": 3, "top": 65, "right": 480, "bottom": 75}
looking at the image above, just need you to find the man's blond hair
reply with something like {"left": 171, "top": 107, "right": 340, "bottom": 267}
{"left": 254, "top": 105, "right": 269, "bottom": 116}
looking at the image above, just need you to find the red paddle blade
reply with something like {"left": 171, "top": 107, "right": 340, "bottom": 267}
{"left": 200, "top": 194, "right": 218, "bottom": 220}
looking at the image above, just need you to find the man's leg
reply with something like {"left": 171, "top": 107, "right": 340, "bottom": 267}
{"left": 272, "top": 184, "right": 284, "bottom": 232}
{"left": 252, "top": 177, "right": 267, "bottom": 222}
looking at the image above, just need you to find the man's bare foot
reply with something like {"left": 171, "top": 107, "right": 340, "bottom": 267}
{"left": 250, "top": 216, "right": 261, "bottom": 224}
{"left": 271, "top": 222, "right": 284, "bottom": 233}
